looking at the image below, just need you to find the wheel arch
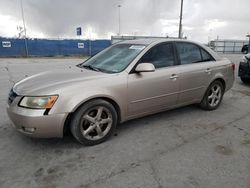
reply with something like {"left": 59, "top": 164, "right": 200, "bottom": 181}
{"left": 210, "top": 77, "right": 226, "bottom": 91}
{"left": 200, "top": 77, "right": 226, "bottom": 103}
{"left": 63, "top": 96, "right": 122, "bottom": 136}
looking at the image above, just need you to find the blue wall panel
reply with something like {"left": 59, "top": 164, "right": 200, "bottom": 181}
{"left": 0, "top": 37, "right": 111, "bottom": 57}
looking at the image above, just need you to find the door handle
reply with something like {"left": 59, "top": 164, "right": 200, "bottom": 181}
{"left": 170, "top": 74, "right": 179, "bottom": 80}
{"left": 205, "top": 68, "right": 211, "bottom": 74}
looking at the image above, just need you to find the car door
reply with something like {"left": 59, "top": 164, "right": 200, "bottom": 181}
{"left": 127, "top": 42, "right": 180, "bottom": 117}
{"left": 175, "top": 42, "right": 215, "bottom": 104}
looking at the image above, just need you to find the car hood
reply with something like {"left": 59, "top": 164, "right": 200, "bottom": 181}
{"left": 13, "top": 66, "right": 113, "bottom": 95}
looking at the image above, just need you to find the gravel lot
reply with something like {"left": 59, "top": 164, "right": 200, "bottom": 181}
{"left": 0, "top": 54, "right": 250, "bottom": 188}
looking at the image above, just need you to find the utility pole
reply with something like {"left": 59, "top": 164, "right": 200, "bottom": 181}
{"left": 118, "top": 5, "right": 121, "bottom": 36}
{"left": 178, "top": 0, "right": 184, "bottom": 39}
{"left": 89, "top": 27, "right": 92, "bottom": 56}
{"left": 247, "top": 34, "right": 250, "bottom": 53}
{"left": 20, "top": 0, "right": 28, "bottom": 57}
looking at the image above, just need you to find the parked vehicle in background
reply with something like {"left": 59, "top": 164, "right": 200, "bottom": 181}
{"left": 241, "top": 44, "right": 249, "bottom": 54}
{"left": 239, "top": 53, "right": 250, "bottom": 83}
{"left": 7, "top": 39, "right": 235, "bottom": 145}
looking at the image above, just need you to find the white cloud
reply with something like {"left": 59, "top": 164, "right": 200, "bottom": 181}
{"left": 0, "top": 13, "right": 47, "bottom": 38}
{"left": 0, "top": 0, "right": 249, "bottom": 43}
{"left": 0, "top": 14, "right": 22, "bottom": 37}
{"left": 204, "top": 19, "right": 228, "bottom": 31}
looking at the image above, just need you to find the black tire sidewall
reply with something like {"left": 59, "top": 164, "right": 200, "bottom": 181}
{"left": 241, "top": 77, "right": 250, "bottom": 84}
{"left": 70, "top": 99, "right": 118, "bottom": 146}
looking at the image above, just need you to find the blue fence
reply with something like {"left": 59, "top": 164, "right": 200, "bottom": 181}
{"left": 0, "top": 37, "right": 111, "bottom": 57}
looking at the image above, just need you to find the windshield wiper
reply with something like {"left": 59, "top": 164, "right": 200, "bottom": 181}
{"left": 81, "top": 64, "right": 116, "bottom": 74}
{"left": 82, "top": 65, "right": 100, "bottom": 72}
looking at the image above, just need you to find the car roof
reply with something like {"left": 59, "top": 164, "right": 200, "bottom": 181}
{"left": 118, "top": 38, "right": 222, "bottom": 61}
{"left": 119, "top": 38, "right": 201, "bottom": 45}
{"left": 118, "top": 38, "right": 172, "bottom": 45}
{"left": 118, "top": 38, "right": 164, "bottom": 45}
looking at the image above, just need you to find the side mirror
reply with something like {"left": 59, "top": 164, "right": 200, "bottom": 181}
{"left": 135, "top": 63, "right": 155, "bottom": 73}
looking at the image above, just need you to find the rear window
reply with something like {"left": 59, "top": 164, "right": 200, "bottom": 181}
{"left": 176, "top": 42, "right": 202, "bottom": 65}
{"left": 201, "top": 48, "right": 214, "bottom": 61}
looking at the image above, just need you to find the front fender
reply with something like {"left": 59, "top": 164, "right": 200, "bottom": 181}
{"left": 50, "top": 87, "right": 128, "bottom": 122}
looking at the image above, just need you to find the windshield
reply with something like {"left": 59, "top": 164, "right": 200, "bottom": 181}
{"left": 79, "top": 43, "right": 146, "bottom": 73}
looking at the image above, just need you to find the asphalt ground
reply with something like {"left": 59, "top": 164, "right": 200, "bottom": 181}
{"left": 0, "top": 54, "right": 250, "bottom": 188}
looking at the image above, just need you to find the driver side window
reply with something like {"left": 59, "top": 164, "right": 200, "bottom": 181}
{"left": 140, "top": 43, "right": 175, "bottom": 69}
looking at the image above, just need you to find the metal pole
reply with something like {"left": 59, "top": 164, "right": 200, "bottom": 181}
{"left": 20, "top": 0, "right": 28, "bottom": 57}
{"left": 89, "top": 39, "right": 92, "bottom": 56}
{"left": 118, "top": 5, "right": 121, "bottom": 36}
{"left": 178, "top": 0, "right": 184, "bottom": 39}
{"left": 249, "top": 38, "right": 250, "bottom": 53}
{"left": 247, "top": 34, "right": 250, "bottom": 53}
{"left": 89, "top": 28, "right": 92, "bottom": 56}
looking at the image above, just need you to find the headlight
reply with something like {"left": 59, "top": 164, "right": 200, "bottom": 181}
{"left": 19, "top": 95, "right": 58, "bottom": 109}
{"left": 241, "top": 56, "right": 248, "bottom": 64}
{"left": 241, "top": 54, "right": 250, "bottom": 64}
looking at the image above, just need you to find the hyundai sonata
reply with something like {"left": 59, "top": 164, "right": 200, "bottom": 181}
{"left": 7, "top": 39, "right": 235, "bottom": 145}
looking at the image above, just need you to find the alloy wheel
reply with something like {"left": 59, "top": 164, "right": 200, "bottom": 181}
{"left": 80, "top": 106, "right": 113, "bottom": 141}
{"left": 207, "top": 84, "right": 222, "bottom": 107}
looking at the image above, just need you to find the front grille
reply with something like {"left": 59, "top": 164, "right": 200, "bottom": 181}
{"left": 8, "top": 89, "right": 18, "bottom": 105}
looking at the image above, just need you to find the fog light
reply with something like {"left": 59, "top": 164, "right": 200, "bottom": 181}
{"left": 22, "top": 127, "right": 36, "bottom": 133}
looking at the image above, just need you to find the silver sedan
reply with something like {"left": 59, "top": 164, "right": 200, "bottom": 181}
{"left": 7, "top": 39, "right": 235, "bottom": 145}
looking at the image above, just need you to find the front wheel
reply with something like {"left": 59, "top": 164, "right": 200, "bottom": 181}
{"left": 70, "top": 99, "right": 118, "bottom": 145}
{"left": 200, "top": 81, "right": 224, "bottom": 110}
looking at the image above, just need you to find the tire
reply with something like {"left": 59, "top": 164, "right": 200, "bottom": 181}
{"left": 200, "top": 81, "right": 224, "bottom": 111}
{"left": 241, "top": 77, "right": 250, "bottom": 84}
{"left": 70, "top": 99, "right": 118, "bottom": 146}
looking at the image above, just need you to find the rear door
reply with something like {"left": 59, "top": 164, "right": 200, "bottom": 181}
{"left": 175, "top": 42, "right": 215, "bottom": 104}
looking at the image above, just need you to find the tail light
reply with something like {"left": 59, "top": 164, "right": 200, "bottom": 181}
{"left": 231, "top": 63, "right": 235, "bottom": 72}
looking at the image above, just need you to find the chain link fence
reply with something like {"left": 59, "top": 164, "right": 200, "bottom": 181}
{"left": 209, "top": 40, "right": 249, "bottom": 54}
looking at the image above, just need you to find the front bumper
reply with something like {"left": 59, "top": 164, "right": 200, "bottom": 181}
{"left": 6, "top": 96, "right": 68, "bottom": 138}
{"left": 239, "top": 62, "right": 250, "bottom": 78}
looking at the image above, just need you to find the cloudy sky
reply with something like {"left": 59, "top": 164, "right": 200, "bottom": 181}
{"left": 0, "top": 0, "right": 249, "bottom": 43}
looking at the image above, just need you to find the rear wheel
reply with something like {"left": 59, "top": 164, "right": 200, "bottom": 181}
{"left": 200, "top": 81, "right": 224, "bottom": 110}
{"left": 70, "top": 99, "right": 118, "bottom": 145}
{"left": 241, "top": 77, "right": 250, "bottom": 84}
